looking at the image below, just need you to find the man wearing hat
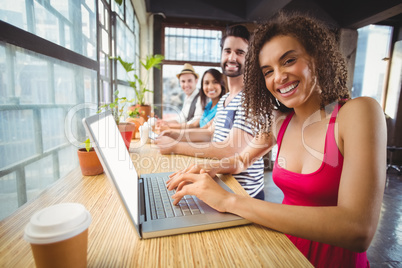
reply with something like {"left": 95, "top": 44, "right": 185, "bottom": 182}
{"left": 158, "top": 63, "right": 203, "bottom": 128}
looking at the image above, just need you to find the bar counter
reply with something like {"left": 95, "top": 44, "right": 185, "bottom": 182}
{"left": 0, "top": 140, "right": 313, "bottom": 267}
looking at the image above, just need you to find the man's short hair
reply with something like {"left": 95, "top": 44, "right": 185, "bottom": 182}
{"left": 220, "top": 25, "right": 250, "bottom": 49}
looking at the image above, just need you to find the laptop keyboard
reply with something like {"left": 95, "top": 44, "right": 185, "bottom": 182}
{"left": 146, "top": 176, "right": 203, "bottom": 220}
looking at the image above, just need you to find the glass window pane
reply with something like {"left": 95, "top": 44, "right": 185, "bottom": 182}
{"left": 99, "top": 1, "right": 105, "bottom": 26}
{"left": 0, "top": 172, "right": 19, "bottom": 220}
{"left": 102, "top": 28, "right": 109, "bottom": 54}
{"left": 25, "top": 155, "right": 55, "bottom": 201}
{"left": 100, "top": 80, "right": 111, "bottom": 104}
{"left": 87, "top": 42, "right": 96, "bottom": 59}
{"left": 49, "top": 0, "right": 70, "bottom": 21}
{"left": 85, "top": 0, "right": 95, "bottom": 13}
{"left": 105, "top": 7, "right": 109, "bottom": 31}
{"left": 385, "top": 40, "right": 402, "bottom": 119}
{"left": 116, "top": 16, "right": 135, "bottom": 81}
{"left": 0, "top": 0, "right": 96, "bottom": 60}
{"left": 0, "top": 43, "right": 11, "bottom": 105}
{"left": 164, "top": 27, "right": 222, "bottom": 63}
{"left": 41, "top": 108, "right": 66, "bottom": 152}
{"left": 125, "top": 27, "right": 135, "bottom": 61}
{"left": 64, "top": 24, "right": 72, "bottom": 50}
{"left": 126, "top": 1, "right": 135, "bottom": 32}
{"left": 15, "top": 51, "right": 51, "bottom": 104}
{"left": 0, "top": 1, "right": 27, "bottom": 31}
{"left": 34, "top": 1, "right": 60, "bottom": 45}
{"left": 83, "top": 70, "right": 97, "bottom": 103}
{"left": 112, "top": 0, "right": 124, "bottom": 19}
{"left": 58, "top": 145, "right": 78, "bottom": 178}
{"left": 0, "top": 109, "right": 36, "bottom": 169}
{"left": 100, "top": 52, "right": 107, "bottom": 76}
{"left": 352, "top": 25, "right": 393, "bottom": 104}
{"left": 55, "top": 64, "right": 76, "bottom": 104}
{"left": 82, "top": 6, "right": 91, "bottom": 39}
{"left": 1, "top": 42, "right": 97, "bottom": 219}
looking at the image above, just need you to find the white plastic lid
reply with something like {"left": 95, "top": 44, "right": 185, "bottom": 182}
{"left": 24, "top": 203, "right": 92, "bottom": 244}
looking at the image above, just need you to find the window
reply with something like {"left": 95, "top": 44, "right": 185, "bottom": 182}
{"left": 352, "top": 25, "right": 393, "bottom": 105}
{"left": 0, "top": 0, "right": 96, "bottom": 60}
{"left": 384, "top": 40, "right": 402, "bottom": 119}
{"left": 0, "top": 0, "right": 140, "bottom": 220}
{"left": 162, "top": 26, "right": 223, "bottom": 118}
{"left": 0, "top": 41, "right": 97, "bottom": 220}
{"left": 113, "top": 3, "right": 140, "bottom": 116}
{"left": 164, "top": 27, "right": 222, "bottom": 62}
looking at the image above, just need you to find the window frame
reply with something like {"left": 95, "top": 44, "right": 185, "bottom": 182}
{"left": 161, "top": 22, "right": 224, "bottom": 67}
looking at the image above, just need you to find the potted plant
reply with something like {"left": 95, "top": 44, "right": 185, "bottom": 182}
{"left": 77, "top": 138, "right": 104, "bottom": 176}
{"left": 113, "top": 54, "right": 164, "bottom": 121}
{"left": 126, "top": 107, "right": 145, "bottom": 137}
{"left": 98, "top": 90, "right": 136, "bottom": 150}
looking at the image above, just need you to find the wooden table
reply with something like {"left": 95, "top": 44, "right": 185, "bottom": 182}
{"left": 0, "top": 141, "right": 313, "bottom": 267}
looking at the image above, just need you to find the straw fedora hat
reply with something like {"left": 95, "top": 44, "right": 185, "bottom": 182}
{"left": 176, "top": 63, "right": 199, "bottom": 79}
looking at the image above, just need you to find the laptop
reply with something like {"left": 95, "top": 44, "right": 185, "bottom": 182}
{"left": 82, "top": 111, "right": 250, "bottom": 239}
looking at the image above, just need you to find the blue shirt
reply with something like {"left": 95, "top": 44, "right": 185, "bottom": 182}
{"left": 199, "top": 101, "right": 217, "bottom": 128}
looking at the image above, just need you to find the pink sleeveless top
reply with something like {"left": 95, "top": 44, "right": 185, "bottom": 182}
{"left": 273, "top": 104, "right": 369, "bottom": 268}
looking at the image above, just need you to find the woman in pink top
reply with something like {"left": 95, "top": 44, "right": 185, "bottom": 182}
{"left": 166, "top": 12, "right": 387, "bottom": 267}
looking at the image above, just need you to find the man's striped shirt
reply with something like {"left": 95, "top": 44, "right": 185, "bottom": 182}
{"left": 212, "top": 91, "right": 264, "bottom": 197}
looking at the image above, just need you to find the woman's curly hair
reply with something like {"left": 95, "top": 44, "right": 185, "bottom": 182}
{"left": 243, "top": 12, "right": 350, "bottom": 133}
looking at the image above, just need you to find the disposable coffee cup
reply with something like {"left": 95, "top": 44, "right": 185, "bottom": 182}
{"left": 24, "top": 203, "right": 92, "bottom": 268}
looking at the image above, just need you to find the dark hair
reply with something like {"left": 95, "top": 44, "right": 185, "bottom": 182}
{"left": 243, "top": 12, "right": 350, "bottom": 133}
{"left": 220, "top": 25, "right": 250, "bottom": 49}
{"left": 199, "top": 69, "right": 227, "bottom": 108}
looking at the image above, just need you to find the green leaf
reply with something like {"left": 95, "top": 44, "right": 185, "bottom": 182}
{"left": 142, "top": 54, "right": 164, "bottom": 70}
{"left": 114, "top": 0, "right": 123, "bottom": 6}
{"left": 84, "top": 138, "right": 91, "bottom": 152}
{"left": 116, "top": 56, "right": 135, "bottom": 72}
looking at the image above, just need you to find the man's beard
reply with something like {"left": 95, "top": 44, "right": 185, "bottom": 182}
{"left": 221, "top": 61, "right": 243, "bottom": 77}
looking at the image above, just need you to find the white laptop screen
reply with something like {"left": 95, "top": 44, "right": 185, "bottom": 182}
{"left": 83, "top": 112, "right": 140, "bottom": 236}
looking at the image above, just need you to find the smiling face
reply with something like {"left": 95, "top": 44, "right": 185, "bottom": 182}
{"left": 259, "top": 35, "right": 320, "bottom": 110}
{"left": 179, "top": 73, "right": 198, "bottom": 96}
{"left": 202, "top": 73, "right": 222, "bottom": 101}
{"left": 221, "top": 36, "right": 248, "bottom": 77}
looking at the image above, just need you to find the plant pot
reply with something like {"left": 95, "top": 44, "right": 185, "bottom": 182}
{"left": 118, "top": 122, "right": 136, "bottom": 149}
{"left": 126, "top": 117, "right": 145, "bottom": 136}
{"left": 134, "top": 105, "right": 152, "bottom": 121}
{"left": 77, "top": 148, "right": 104, "bottom": 176}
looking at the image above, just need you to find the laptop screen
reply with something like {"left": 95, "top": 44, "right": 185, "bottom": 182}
{"left": 82, "top": 111, "right": 141, "bottom": 236}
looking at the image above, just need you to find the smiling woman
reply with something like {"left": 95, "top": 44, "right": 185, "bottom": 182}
{"left": 240, "top": 12, "right": 386, "bottom": 266}
{"left": 166, "top": 12, "right": 387, "bottom": 268}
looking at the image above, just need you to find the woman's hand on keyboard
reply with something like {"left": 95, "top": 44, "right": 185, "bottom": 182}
{"left": 167, "top": 164, "right": 217, "bottom": 185}
{"left": 167, "top": 170, "right": 233, "bottom": 213}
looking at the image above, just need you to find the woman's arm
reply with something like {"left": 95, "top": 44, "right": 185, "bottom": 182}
{"left": 169, "top": 97, "right": 387, "bottom": 252}
{"left": 167, "top": 132, "right": 275, "bottom": 182}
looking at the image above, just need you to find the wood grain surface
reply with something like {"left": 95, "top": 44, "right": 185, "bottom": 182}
{"left": 0, "top": 141, "right": 312, "bottom": 267}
